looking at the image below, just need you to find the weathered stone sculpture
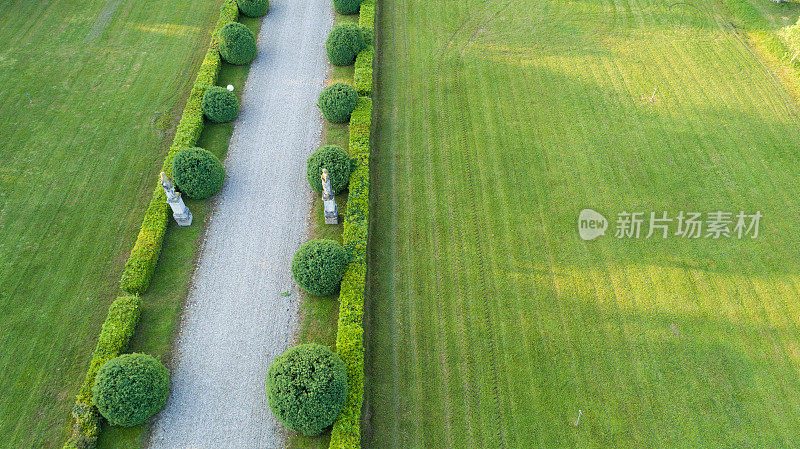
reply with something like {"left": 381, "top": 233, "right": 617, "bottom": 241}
{"left": 321, "top": 168, "right": 338, "bottom": 225}
{"left": 160, "top": 172, "right": 193, "bottom": 226}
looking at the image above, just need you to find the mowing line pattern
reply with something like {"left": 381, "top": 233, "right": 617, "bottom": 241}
{"left": 366, "top": 0, "right": 800, "bottom": 447}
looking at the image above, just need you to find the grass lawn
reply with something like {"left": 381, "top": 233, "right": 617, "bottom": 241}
{"left": 0, "top": 0, "right": 226, "bottom": 446}
{"left": 365, "top": 0, "right": 800, "bottom": 447}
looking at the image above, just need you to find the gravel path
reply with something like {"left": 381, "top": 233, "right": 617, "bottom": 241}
{"left": 147, "top": 1, "right": 333, "bottom": 447}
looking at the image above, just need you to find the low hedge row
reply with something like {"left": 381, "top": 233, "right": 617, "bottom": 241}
{"left": 63, "top": 296, "right": 142, "bottom": 449}
{"left": 353, "top": 50, "right": 373, "bottom": 97}
{"left": 358, "top": 0, "right": 374, "bottom": 35}
{"left": 353, "top": 0, "right": 375, "bottom": 96}
{"left": 120, "top": 0, "right": 239, "bottom": 295}
{"left": 329, "top": 96, "right": 372, "bottom": 449}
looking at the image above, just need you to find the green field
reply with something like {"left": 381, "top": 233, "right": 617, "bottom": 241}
{"left": 366, "top": 0, "right": 800, "bottom": 447}
{"left": 0, "top": 0, "right": 225, "bottom": 446}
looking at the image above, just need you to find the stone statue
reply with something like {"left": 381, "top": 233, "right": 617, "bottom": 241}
{"left": 160, "top": 172, "right": 193, "bottom": 226}
{"left": 321, "top": 168, "right": 334, "bottom": 199}
{"left": 321, "top": 168, "right": 338, "bottom": 224}
{"left": 160, "top": 172, "right": 178, "bottom": 201}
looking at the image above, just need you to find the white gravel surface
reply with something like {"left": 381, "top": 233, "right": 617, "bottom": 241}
{"left": 147, "top": 1, "right": 333, "bottom": 447}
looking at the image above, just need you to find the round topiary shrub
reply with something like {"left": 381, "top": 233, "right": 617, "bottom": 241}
{"left": 202, "top": 86, "right": 239, "bottom": 123}
{"left": 326, "top": 23, "right": 365, "bottom": 66}
{"left": 237, "top": 0, "right": 269, "bottom": 17}
{"left": 291, "top": 239, "right": 348, "bottom": 296}
{"left": 317, "top": 83, "right": 358, "bottom": 124}
{"left": 92, "top": 353, "right": 169, "bottom": 427}
{"left": 306, "top": 145, "right": 351, "bottom": 194}
{"left": 219, "top": 22, "right": 257, "bottom": 65}
{"left": 266, "top": 344, "right": 347, "bottom": 436}
{"left": 333, "top": 0, "right": 362, "bottom": 15}
{"left": 171, "top": 147, "right": 225, "bottom": 199}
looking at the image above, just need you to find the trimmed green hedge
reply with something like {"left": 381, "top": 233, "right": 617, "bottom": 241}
{"left": 219, "top": 22, "right": 257, "bottom": 65}
{"left": 291, "top": 239, "right": 349, "bottom": 296}
{"left": 318, "top": 83, "right": 358, "bottom": 124}
{"left": 329, "top": 96, "right": 372, "bottom": 449}
{"left": 237, "top": 0, "right": 269, "bottom": 17}
{"left": 63, "top": 296, "right": 141, "bottom": 449}
{"left": 202, "top": 85, "right": 239, "bottom": 123}
{"left": 67, "top": 1, "right": 243, "bottom": 447}
{"left": 267, "top": 344, "right": 348, "bottom": 436}
{"left": 327, "top": 23, "right": 365, "bottom": 66}
{"left": 120, "top": 0, "right": 238, "bottom": 296}
{"left": 93, "top": 353, "right": 170, "bottom": 427}
{"left": 119, "top": 188, "right": 170, "bottom": 296}
{"left": 353, "top": 49, "right": 373, "bottom": 99}
{"left": 307, "top": 145, "right": 352, "bottom": 194}
{"left": 333, "top": 0, "right": 362, "bottom": 15}
{"left": 172, "top": 147, "right": 226, "bottom": 200}
{"left": 354, "top": 0, "right": 375, "bottom": 100}
{"left": 358, "top": 0, "right": 374, "bottom": 35}
{"left": 328, "top": 6, "right": 375, "bottom": 448}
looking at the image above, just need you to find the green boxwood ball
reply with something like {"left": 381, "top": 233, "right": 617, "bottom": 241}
{"left": 219, "top": 22, "right": 257, "bottom": 65}
{"left": 266, "top": 344, "right": 347, "bottom": 436}
{"left": 291, "top": 239, "right": 348, "bottom": 296}
{"left": 237, "top": 0, "right": 269, "bottom": 17}
{"left": 306, "top": 145, "right": 352, "bottom": 194}
{"left": 202, "top": 86, "right": 239, "bottom": 123}
{"left": 317, "top": 83, "right": 358, "bottom": 124}
{"left": 333, "top": 0, "right": 362, "bottom": 15}
{"left": 172, "top": 147, "right": 225, "bottom": 200}
{"left": 92, "top": 353, "right": 170, "bottom": 427}
{"left": 326, "top": 23, "right": 365, "bottom": 66}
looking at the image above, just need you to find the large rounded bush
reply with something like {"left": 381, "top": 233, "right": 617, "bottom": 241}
{"left": 333, "top": 0, "right": 362, "bottom": 15}
{"left": 326, "top": 23, "right": 365, "bottom": 66}
{"left": 171, "top": 147, "right": 225, "bottom": 199}
{"left": 92, "top": 353, "right": 169, "bottom": 427}
{"left": 291, "top": 239, "right": 348, "bottom": 296}
{"left": 306, "top": 145, "right": 351, "bottom": 194}
{"left": 266, "top": 344, "right": 347, "bottom": 436}
{"left": 202, "top": 86, "right": 239, "bottom": 123}
{"left": 219, "top": 22, "right": 257, "bottom": 65}
{"left": 317, "top": 83, "right": 358, "bottom": 124}
{"left": 237, "top": 0, "right": 269, "bottom": 17}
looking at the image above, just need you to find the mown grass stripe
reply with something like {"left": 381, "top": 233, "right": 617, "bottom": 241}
{"left": 452, "top": 62, "right": 508, "bottom": 448}
{"left": 473, "top": 60, "right": 528, "bottom": 447}
{"left": 435, "top": 65, "right": 489, "bottom": 448}
{"left": 420, "top": 80, "right": 458, "bottom": 446}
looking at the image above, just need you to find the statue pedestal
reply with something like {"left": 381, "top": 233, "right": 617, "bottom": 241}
{"left": 324, "top": 198, "right": 338, "bottom": 225}
{"left": 168, "top": 198, "right": 193, "bottom": 226}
